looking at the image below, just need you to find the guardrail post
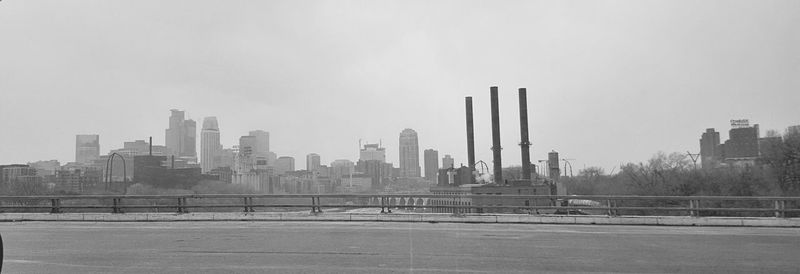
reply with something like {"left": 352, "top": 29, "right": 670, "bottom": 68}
{"left": 688, "top": 200, "right": 699, "bottom": 217}
{"left": 50, "top": 198, "right": 61, "bottom": 214}
{"left": 177, "top": 197, "right": 188, "bottom": 214}
{"left": 774, "top": 200, "right": 785, "bottom": 218}
{"left": 309, "top": 196, "right": 322, "bottom": 214}
{"left": 243, "top": 197, "right": 252, "bottom": 213}
{"left": 112, "top": 198, "right": 123, "bottom": 214}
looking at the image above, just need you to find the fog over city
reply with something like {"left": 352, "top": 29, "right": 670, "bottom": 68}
{"left": 1, "top": 1, "right": 799, "bottom": 171}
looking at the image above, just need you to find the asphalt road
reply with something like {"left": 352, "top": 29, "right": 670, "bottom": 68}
{"left": 1, "top": 221, "right": 799, "bottom": 273}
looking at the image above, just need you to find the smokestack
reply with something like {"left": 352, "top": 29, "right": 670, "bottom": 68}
{"left": 465, "top": 97, "right": 476, "bottom": 171}
{"left": 490, "top": 86, "right": 503, "bottom": 184}
{"left": 518, "top": 88, "right": 532, "bottom": 180}
{"left": 149, "top": 136, "right": 153, "bottom": 156}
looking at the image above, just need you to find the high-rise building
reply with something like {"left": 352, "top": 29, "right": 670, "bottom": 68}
{"left": 330, "top": 159, "right": 355, "bottom": 181}
{"left": 275, "top": 156, "right": 295, "bottom": 175}
{"left": 165, "top": 109, "right": 196, "bottom": 158}
{"left": 442, "top": 154, "right": 454, "bottom": 169}
{"left": 723, "top": 123, "right": 759, "bottom": 159}
{"left": 699, "top": 128, "right": 721, "bottom": 168}
{"left": 238, "top": 136, "right": 258, "bottom": 171}
{"left": 201, "top": 117, "right": 221, "bottom": 173}
{"left": 306, "top": 153, "right": 321, "bottom": 171}
{"left": 423, "top": 149, "right": 439, "bottom": 181}
{"left": 399, "top": 128, "right": 420, "bottom": 177}
{"left": 248, "top": 130, "right": 270, "bottom": 156}
{"left": 183, "top": 119, "right": 197, "bottom": 158}
{"left": 787, "top": 125, "right": 800, "bottom": 135}
{"left": 75, "top": 134, "right": 100, "bottom": 164}
{"left": 359, "top": 143, "right": 386, "bottom": 162}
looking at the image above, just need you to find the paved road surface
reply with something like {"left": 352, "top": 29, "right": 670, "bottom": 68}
{"left": 1, "top": 221, "right": 799, "bottom": 273}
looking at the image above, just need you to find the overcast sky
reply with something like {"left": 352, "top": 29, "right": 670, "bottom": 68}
{"left": 1, "top": 1, "right": 799, "bottom": 173}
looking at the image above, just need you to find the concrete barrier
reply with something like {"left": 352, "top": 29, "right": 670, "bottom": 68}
{"left": 0, "top": 213, "right": 798, "bottom": 227}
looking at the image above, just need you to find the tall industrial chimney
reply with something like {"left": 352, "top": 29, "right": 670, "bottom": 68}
{"left": 518, "top": 88, "right": 532, "bottom": 180}
{"left": 149, "top": 136, "right": 153, "bottom": 156}
{"left": 490, "top": 86, "right": 503, "bottom": 184}
{"left": 465, "top": 97, "right": 476, "bottom": 171}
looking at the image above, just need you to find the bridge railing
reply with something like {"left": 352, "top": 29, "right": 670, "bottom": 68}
{"left": 0, "top": 194, "right": 798, "bottom": 217}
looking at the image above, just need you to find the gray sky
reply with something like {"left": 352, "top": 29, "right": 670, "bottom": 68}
{"left": 1, "top": 1, "right": 799, "bottom": 172}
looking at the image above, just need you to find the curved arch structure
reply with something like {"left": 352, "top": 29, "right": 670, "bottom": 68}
{"left": 105, "top": 153, "right": 127, "bottom": 191}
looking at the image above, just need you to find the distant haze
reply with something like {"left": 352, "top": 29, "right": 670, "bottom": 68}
{"left": 1, "top": 1, "right": 799, "bottom": 172}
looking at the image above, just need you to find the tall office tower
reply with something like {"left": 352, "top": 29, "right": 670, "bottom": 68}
{"left": 306, "top": 153, "right": 321, "bottom": 171}
{"left": 166, "top": 109, "right": 184, "bottom": 156}
{"left": 201, "top": 117, "right": 221, "bottom": 173}
{"left": 359, "top": 143, "right": 386, "bottom": 162}
{"left": 723, "top": 121, "right": 760, "bottom": 160}
{"left": 238, "top": 136, "right": 258, "bottom": 171}
{"left": 248, "top": 130, "right": 270, "bottom": 156}
{"left": 165, "top": 109, "right": 197, "bottom": 158}
{"left": 275, "top": 156, "right": 295, "bottom": 175}
{"left": 442, "top": 155, "right": 454, "bottom": 169}
{"left": 423, "top": 149, "right": 439, "bottom": 181}
{"left": 183, "top": 119, "right": 197, "bottom": 158}
{"left": 699, "top": 128, "right": 721, "bottom": 168}
{"left": 399, "top": 128, "right": 421, "bottom": 177}
{"left": 75, "top": 134, "right": 100, "bottom": 164}
{"left": 330, "top": 159, "right": 354, "bottom": 180}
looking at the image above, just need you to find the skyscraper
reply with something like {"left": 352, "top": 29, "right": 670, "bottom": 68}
{"left": 700, "top": 128, "right": 721, "bottom": 168}
{"left": 248, "top": 130, "right": 270, "bottom": 156}
{"left": 359, "top": 143, "right": 386, "bottom": 162}
{"left": 399, "top": 128, "right": 420, "bottom": 177}
{"left": 423, "top": 149, "right": 439, "bottom": 181}
{"left": 275, "top": 156, "right": 295, "bottom": 175}
{"left": 183, "top": 119, "right": 197, "bottom": 158}
{"left": 165, "top": 109, "right": 197, "bottom": 158}
{"left": 442, "top": 154, "right": 454, "bottom": 169}
{"left": 238, "top": 136, "right": 258, "bottom": 167}
{"left": 75, "top": 134, "right": 100, "bottom": 164}
{"left": 306, "top": 153, "right": 321, "bottom": 171}
{"left": 201, "top": 117, "right": 221, "bottom": 173}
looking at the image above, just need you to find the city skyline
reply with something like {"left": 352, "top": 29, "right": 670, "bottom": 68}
{"left": 2, "top": 1, "right": 800, "bottom": 172}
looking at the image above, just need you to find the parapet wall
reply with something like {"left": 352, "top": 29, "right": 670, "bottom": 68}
{"left": 1, "top": 213, "right": 799, "bottom": 227}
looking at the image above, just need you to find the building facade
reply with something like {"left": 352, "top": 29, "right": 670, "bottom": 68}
{"left": 398, "top": 128, "right": 420, "bottom": 177}
{"left": 75, "top": 134, "right": 100, "bottom": 164}
{"left": 165, "top": 109, "right": 197, "bottom": 159}
{"left": 306, "top": 153, "right": 321, "bottom": 171}
{"left": 700, "top": 128, "right": 721, "bottom": 168}
{"left": 275, "top": 156, "right": 295, "bottom": 175}
{"left": 359, "top": 143, "right": 386, "bottom": 162}
{"left": 442, "top": 154, "right": 454, "bottom": 169}
{"left": 423, "top": 149, "right": 439, "bottom": 182}
{"left": 248, "top": 130, "right": 270, "bottom": 156}
{"left": 200, "top": 117, "right": 221, "bottom": 173}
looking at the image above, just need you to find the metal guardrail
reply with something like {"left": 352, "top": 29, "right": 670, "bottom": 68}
{"left": 0, "top": 194, "right": 798, "bottom": 217}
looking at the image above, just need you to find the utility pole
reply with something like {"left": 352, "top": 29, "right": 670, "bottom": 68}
{"left": 686, "top": 151, "right": 700, "bottom": 169}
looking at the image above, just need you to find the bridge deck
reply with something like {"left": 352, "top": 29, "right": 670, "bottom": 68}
{"left": 2, "top": 221, "right": 799, "bottom": 273}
